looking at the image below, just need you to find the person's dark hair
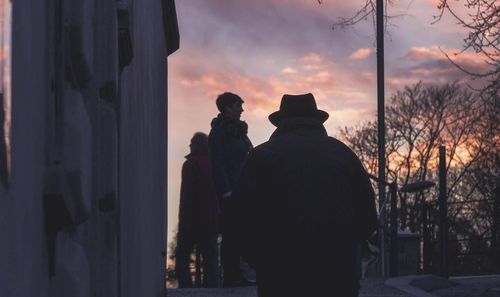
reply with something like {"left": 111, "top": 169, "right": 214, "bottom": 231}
{"left": 191, "top": 132, "right": 209, "bottom": 153}
{"left": 216, "top": 92, "right": 243, "bottom": 113}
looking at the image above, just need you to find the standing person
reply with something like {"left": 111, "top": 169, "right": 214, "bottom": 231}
{"left": 232, "top": 93, "right": 378, "bottom": 297}
{"left": 208, "top": 92, "right": 254, "bottom": 287}
{"left": 175, "top": 132, "right": 220, "bottom": 288}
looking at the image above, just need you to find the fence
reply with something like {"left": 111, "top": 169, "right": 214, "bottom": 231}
{"left": 371, "top": 146, "right": 500, "bottom": 277}
{"left": 422, "top": 196, "right": 500, "bottom": 276}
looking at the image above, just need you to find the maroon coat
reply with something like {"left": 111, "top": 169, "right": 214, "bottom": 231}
{"left": 178, "top": 151, "right": 220, "bottom": 239}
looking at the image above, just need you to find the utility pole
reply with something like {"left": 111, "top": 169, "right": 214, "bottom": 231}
{"left": 376, "top": 0, "right": 387, "bottom": 277}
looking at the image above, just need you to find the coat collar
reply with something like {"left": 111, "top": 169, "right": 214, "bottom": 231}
{"left": 211, "top": 113, "right": 249, "bottom": 137}
{"left": 185, "top": 150, "right": 208, "bottom": 159}
{"left": 270, "top": 117, "right": 327, "bottom": 139}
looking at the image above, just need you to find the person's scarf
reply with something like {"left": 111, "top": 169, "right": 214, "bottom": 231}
{"left": 211, "top": 114, "right": 252, "bottom": 148}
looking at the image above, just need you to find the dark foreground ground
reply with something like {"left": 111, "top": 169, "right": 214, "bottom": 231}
{"left": 428, "top": 275, "right": 500, "bottom": 297}
{"left": 167, "top": 277, "right": 411, "bottom": 297}
{"left": 167, "top": 275, "right": 500, "bottom": 297}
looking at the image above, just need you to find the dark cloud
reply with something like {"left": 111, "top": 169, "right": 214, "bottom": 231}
{"left": 387, "top": 46, "right": 491, "bottom": 91}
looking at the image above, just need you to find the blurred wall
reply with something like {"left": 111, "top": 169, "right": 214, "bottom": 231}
{"left": 0, "top": 1, "right": 178, "bottom": 296}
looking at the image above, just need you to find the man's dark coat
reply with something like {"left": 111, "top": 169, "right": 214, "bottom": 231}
{"left": 209, "top": 115, "right": 252, "bottom": 197}
{"left": 208, "top": 114, "right": 253, "bottom": 282}
{"left": 232, "top": 118, "right": 378, "bottom": 297}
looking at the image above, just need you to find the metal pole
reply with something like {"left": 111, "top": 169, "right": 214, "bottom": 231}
{"left": 422, "top": 202, "right": 430, "bottom": 273}
{"left": 493, "top": 184, "right": 499, "bottom": 272}
{"left": 194, "top": 248, "right": 202, "bottom": 287}
{"left": 390, "top": 183, "right": 398, "bottom": 276}
{"left": 438, "top": 146, "right": 448, "bottom": 276}
{"left": 376, "top": 0, "right": 387, "bottom": 277}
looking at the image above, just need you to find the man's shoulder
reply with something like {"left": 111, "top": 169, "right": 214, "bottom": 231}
{"left": 312, "top": 135, "right": 361, "bottom": 162}
{"left": 326, "top": 136, "right": 353, "bottom": 150}
{"left": 251, "top": 141, "right": 272, "bottom": 154}
{"left": 208, "top": 125, "right": 220, "bottom": 137}
{"left": 208, "top": 118, "right": 223, "bottom": 135}
{"left": 325, "top": 137, "right": 366, "bottom": 169}
{"left": 245, "top": 141, "right": 278, "bottom": 162}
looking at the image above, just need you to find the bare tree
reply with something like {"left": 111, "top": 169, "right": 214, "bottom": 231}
{"left": 433, "top": 0, "right": 499, "bottom": 96}
{"left": 338, "top": 82, "right": 497, "bottom": 240}
{"left": 318, "top": 0, "right": 499, "bottom": 95}
{"left": 167, "top": 234, "right": 178, "bottom": 286}
{"left": 318, "top": 0, "right": 399, "bottom": 32}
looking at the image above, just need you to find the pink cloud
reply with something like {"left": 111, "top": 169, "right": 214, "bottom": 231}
{"left": 302, "top": 64, "right": 326, "bottom": 72}
{"left": 354, "top": 71, "right": 376, "bottom": 86}
{"left": 174, "top": 71, "right": 276, "bottom": 111}
{"left": 300, "top": 52, "right": 328, "bottom": 72}
{"left": 428, "top": 0, "right": 443, "bottom": 5}
{"left": 281, "top": 67, "right": 298, "bottom": 75}
{"left": 0, "top": 46, "right": 7, "bottom": 61}
{"left": 406, "top": 46, "right": 486, "bottom": 64}
{"left": 305, "top": 70, "right": 332, "bottom": 86}
{"left": 390, "top": 45, "right": 492, "bottom": 91}
{"left": 349, "top": 48, "right": 373, "bottom": 60}
{"left": 406, "top": 46, "right": 491, "bottom": 77}
{"left": 407, "top": 46, "right": 444, "bottom": 60}
{"left": 302, "top": 53, "right": 322, "bottom": 64}
{"left": 173, "top": 61, "right": 341, "bottom": 116}
{"left": 172, "top": 50, "right": 347, "bottom": 115}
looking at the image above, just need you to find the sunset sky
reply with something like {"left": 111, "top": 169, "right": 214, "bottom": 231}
{"left": 1, "top": 0, "right": 11, "bottom": 171}
{"left": 166, "top": 0, "right": 489, "bottom": 250}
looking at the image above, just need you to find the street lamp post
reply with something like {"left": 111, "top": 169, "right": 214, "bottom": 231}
{"left": 400, "top": 181, "right": 436, "bottom": 274}
{"left": 376, "top": 0, "right": 386, "bottom": 277}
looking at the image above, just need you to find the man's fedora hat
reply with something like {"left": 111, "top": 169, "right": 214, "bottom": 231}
{"left": 268, "top": 93, "right": 329, "bottom": 126}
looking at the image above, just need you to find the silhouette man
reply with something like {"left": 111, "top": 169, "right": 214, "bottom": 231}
{"left": 208, "top": 92, "right": 254, "bottom": 287}
{"left": 232, "top": 93, "right": 378, "bottom": 297}
{"left": 175, "top": 132, "right": 220, "bottom": 288}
